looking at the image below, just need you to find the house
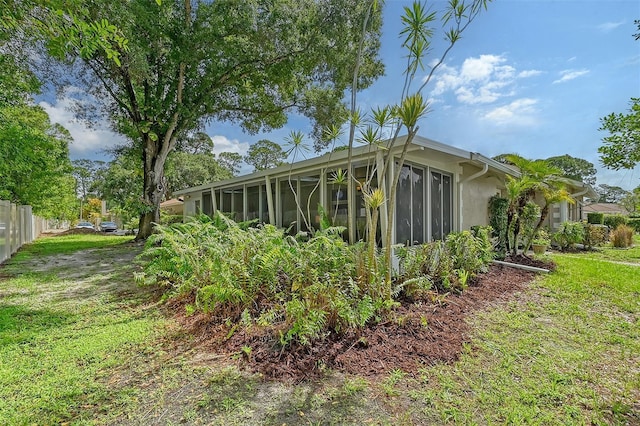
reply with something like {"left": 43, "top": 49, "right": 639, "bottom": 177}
{"left": 581, "top": 203, "right": 629, "bottom": 220}
{"left": 175, "top": 135, "right": 595, "bottom": 245}
{"left": 160, "top": 198, "right": 184, "bottom": 216}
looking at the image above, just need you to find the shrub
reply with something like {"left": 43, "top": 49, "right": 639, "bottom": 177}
{"left": 139, "top": 213, "right": 388, "bottom": 347}
{"left": 532, "top": 228, "right": 550, "bottom": 246}
{"left": 610, "top": 224, "right": 634, "bottom": 248}
{"left": 397, "top": 228, "right": 493, "bottom": 296}
{"left": 627, "top": 218, "right": 640, "bottom": 233}
{"left": 488, "top": 196, "right": 508, "bottom": 258}
{"left": 396, "top": 241, "right": 454, "bottom": 295}
{"left": 446, "top": 228, "right": 494, "bottom": 275}
{"left": 586, "top": 212, "right": 604, "bottom": 224}
{"left": 552, "top": 221, "right": 585, "bottom": 251}
{"left": 582, "top": 223, "right": 608, "bottom": 250}
{"left": 603, "top": 214, "right": 628, "bottom": 230}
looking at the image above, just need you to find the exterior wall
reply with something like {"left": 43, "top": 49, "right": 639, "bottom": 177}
{"left": 460, "top": 176, "right": 502, "bottom": 230}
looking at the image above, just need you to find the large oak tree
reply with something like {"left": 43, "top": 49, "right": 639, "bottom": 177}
{"left": 34, "top": 0, "right": 383, "bottom": 239}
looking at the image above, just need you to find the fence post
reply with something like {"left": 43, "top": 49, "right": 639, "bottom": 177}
{"left": 0, "top": 200, "right": 9, "bottom": 263}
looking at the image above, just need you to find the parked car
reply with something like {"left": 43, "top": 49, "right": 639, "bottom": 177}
{"left": 75, "top": 221, "right": 95, "bottom": 230}
{"left": 99, "top": 221, "right": 118, "bottom": 232}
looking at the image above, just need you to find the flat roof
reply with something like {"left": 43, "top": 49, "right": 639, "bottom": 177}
{"left": 175, "top": 134, "right": 518, "bottom": 195}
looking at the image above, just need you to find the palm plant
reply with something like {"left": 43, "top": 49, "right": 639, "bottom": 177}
{"left": 503, "top": 154, "right": 572, "bottom": 256}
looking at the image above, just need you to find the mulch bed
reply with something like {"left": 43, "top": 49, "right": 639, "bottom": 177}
{"left": 172, "top": 260, "right": 547, "bottom": 381}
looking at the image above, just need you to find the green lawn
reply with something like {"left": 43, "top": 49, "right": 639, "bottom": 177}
{"left": 0, "top": 235, "right": 167, "bottom": 425}
{"left": 0, "top": 234, "right": 638, "bottom": 425}
{"left": 563, "top": 234, "right": 640, "bottom": 264}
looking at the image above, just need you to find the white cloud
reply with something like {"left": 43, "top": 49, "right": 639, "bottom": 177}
{"left": 430, "top": 54, "right": 541, "bottom": 105}
{"left": 210, "top": 135, "right": 250, "bottom": 156}
{"left": 39, "top": 97, "right": 127, "bottom": 158}
{"left": 483, "top": 98, "right": 538, "bottom": 126}
{"left": 518, "top": 70, "right": 543, "bottom": 78}
{"left": 552, "top": 69, "right": 590, "bottom": 84}
{"left": 597, "top": 20, "right": 624, "bottom": 33}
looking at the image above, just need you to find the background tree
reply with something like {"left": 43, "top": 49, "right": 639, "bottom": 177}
{"left": 29, "top": 0, "right": 384, "bottom": 239}
{"left": 0, "top": 103, "right": 77, "bottom": 219}
{"left": 492, "top": 153, "right": 518, "bottom": 165}
{"left": 175, "top": 131, "right": 214, "bottom": 155}
{"left": 595, "top": 184, "right": 630, "bottom": 204}
{"left": 93, "top": 150, "right": 142, "bottom": 225}
{"left": 217, "top": 152, "right": 243, "bottom": 177}
{"left": 164, "top": 152, "right": 231, "bottom": 197}
{"left": 621, "top": 186, "right": 640, "bottom": 213}
{"left": 599, "top": 98, "right": 640, "bottom": 171}
{"left": 244, "top": 139, "right": 287, "bottom": 171}
{"left": 72, "top": 159, "right": 106, "bottom": 200}
{"left": 543, "top": 154, "right": 597, "bottom": 185}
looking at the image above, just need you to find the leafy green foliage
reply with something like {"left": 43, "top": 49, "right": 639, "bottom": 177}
{"left": 595, "top": 184, "right": 630, "bottom": 204}
{"left": 599, "top": 98, "right": 640, "bottom": 170}
{"left": 603, "top": 214, "right": 628, "bottom": 230}
{"left": 586, "top": 212, "right": 604, "bottom": 224}
{"left": 164, "top": 151, "right": 232, "bottom": 197}
{"left": 32, "top": 0, "right": 385, "bottom": 239}
{"left": 552, "top": 222, "right": 585, "bottom": 251}
{"left": 140, "top": 214, "right": 387, "bottom": 346}
{"left": 610, "top": 224, "right": 634, "bottom": 248}
{"left": 0, "top": 103, "right": 76, "bottom": 218}
{"left": 244, "top": 139, "right": 287, "bottom": 171}
{"left": 446, "top": 228, "right": 494, "bottom": 276}
{"left": 543, "top": 154, "right": 597, "bottom": 185}
{"left": 397, "top": 228, "right": 494, "bottom": 295}
{"left": 488, "top": 196, "right": 508, "bottom": 258}
{"left": 582, "top": 224, "right": 608, "bottom": 250}
{"left": 627, "top": 218, "right": 640, "bottom": 232}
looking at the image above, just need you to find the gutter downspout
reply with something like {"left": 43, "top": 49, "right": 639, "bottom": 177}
{"left": 459, "top": 154, "right": 489, "bottom": 231}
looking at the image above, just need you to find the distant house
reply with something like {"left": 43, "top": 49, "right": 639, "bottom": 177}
{"left": 160, "top": 198, "right": 184, "bottom": 216}
{"left": 582, "top": 203, "right": 629, "bottom": 220}
{"left": 175, "top": 135, "right": 596, "bottom": 245}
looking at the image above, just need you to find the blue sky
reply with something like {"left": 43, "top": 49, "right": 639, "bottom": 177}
{"left": 41, "top": 0, "right": 640, "bottom": 189}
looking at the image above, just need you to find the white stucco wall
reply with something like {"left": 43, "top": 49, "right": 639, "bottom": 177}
{"left": 460, "top": 176, "right": 503, "bottom": 230}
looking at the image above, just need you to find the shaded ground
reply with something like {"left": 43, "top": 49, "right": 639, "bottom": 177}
{"left": 175, "top": 260, "right": 547, "bottom": 382}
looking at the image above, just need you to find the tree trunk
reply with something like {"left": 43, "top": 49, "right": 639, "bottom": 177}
{"left": 135, "top": 134, "right": 168, "bottom": 240}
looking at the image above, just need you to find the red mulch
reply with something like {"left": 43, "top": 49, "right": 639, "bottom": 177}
{"left": 171, "top": 261, "right": 543, "bottom": 381}
{"left": 504, "top": 254, "right": 557, "bottom": 271}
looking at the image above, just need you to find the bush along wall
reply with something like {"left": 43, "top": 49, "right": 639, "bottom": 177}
{"left": 137, "top": 214, "right": 495, "bottom": 347}
{"left": 488, "top": 196, "right": 508, "bottom": 259}
{"left": 627, "top": 218, "right": 640, "bottom": 233}
{"left": 603, "top": 214, "right": 628, "bottom": 229}
{"left": 586, "top": 212, "right": 604, "bottom": 224}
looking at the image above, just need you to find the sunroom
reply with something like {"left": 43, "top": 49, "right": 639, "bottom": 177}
{"left": 175, "top": 135, "right": 525, "bottom": 246}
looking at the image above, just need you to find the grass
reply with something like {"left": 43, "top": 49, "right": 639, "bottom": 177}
{"left": 394, "top": 252, "right": 640, "bottom": 424}
{"left": 0, "top": 234, "right": 166, "bottom": 425}
{"left": 564, "top": 234, "right": 640, "bottom": 264}
{"left": 9, "top": 233, "right": 134, "bottom": 261}
{"left": 0, "top": 233, "right": 639, "bottom": 424}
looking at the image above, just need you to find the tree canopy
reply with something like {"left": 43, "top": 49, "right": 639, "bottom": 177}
{"left": 244, "top": 139, "right": 287, "bottom": 171}
{"left": 595, "top": 184, "right": 630, "bottom": 204}
{"left": 28, "top": 0, "right": 384, "bottom": 239}
{"left": 164, "top": 152, "right": 232, "bottom": 198}
{"left": 543, "top": 155, "right": 597, "bottom": 185}
{"left": 599, "top": 98, "right": 640, "bottom": 171}
{"left": 0, "top": 104, "right": 76, "bottom": 218}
